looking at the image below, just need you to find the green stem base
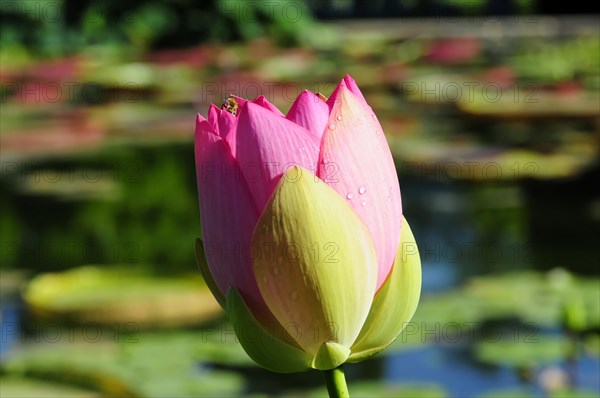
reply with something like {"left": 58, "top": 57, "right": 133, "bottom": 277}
{"left": 322, "top": 366, "right": 350, "bottom": 398}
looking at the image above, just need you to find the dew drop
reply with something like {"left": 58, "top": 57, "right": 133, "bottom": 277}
{"left": 336, "top": 115, "right": 342, "bottom": 121}
{"left": 358, "top": 186, "right": 366, "bottom": 194}
{"left": 328, "top": 123, "right": 336, "bottom": 130}
{"left": 346, "top": 193, "right": 354, "bottom": 200}
{"left": 273, "top": 266, "right": 281, "bottom": 276}
{"left": 387, "top": 196, "right": 392, "bottom": 204}
{"left": 262, "top": 276, "right": 269, "bottom": 284}
{"left": 361, "top": 200, "right": 367, "bottom": 207}
{"left": 291, "top": 290, "right": 298, "bottom": 300}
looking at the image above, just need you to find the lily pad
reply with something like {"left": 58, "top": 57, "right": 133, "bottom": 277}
{"left": 2, "top": 332, "right": 246, "bottom": 397}
{"left": 23, "top": 265, "right": 222, "bottom": 327}
{"left": 549, "top": 388, "right": 600, "bottom": 398}
{"left": 584, "top": 334, "right": 600, "bottom": 358}
{"left": 475, "top": 335, "right": 570, "bottom": 367}
{"left": 0, "top": 376, "right": 101, "bottom": 398}
{"left": 384, "top": 270, "right": 599, "bottom": 357}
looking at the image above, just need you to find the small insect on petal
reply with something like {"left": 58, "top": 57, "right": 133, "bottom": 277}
{"left": 222, "top": 94, "right": 239, "bottom": 116}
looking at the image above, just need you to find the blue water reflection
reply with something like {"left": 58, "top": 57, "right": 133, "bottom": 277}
{"left": 385, "top": 346, "right": 600, "bottom": 397}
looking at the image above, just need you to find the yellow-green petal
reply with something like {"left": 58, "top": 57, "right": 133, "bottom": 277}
{"left": 348, "top": 216, "right": 421, "bottom": 362}
{"left": 195, "top": 238, "right": 225, "bottom": 307}
{"left": 252, "top": 166, "right": 378, "bottom": 364}
{"left": 225, "top": 288, "right": 312, "bottom": 373}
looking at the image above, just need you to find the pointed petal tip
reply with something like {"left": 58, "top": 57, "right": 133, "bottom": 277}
{"left": 209, "top": 103, "right": 222, "bottom": 115}
{"left": 318, "top": 77, "right": 401, "bottom": 288}
{"left": 343, "top": 74, "right": 355, "bottom": 84}
{"left": 237, "top": 98, "right": 276, "bottom": 122}
{"left": 253, "top": 95, "right": 283, "bottom": 116}
{"left": 287, "top": 90, "right": 330, "bottom": 138}
{"left": 195, "top": 113, "right": 217, "bottom": 137}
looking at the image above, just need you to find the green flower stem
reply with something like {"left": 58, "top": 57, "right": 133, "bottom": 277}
{"left": 322, "top": 366, "right": 350, "bottom": 398}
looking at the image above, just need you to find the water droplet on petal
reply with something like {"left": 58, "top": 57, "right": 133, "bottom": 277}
{"left": 291, "top": 290, "right": 298, "bottom": 300}
{"left": 346, "top": 193, "right": 354, "bottom": 200}
{"left": 336, "top": 115, "right": 342, "bottom": 121}
{"left": 387, "top": 196, "right": 392, "bottom": 204}
{"left": 358, "top": 186, "right": 366, "bottom": 194}
{"left": 328, "top": 123, "right": 336, "bottom": 130}
{"left": 273, "top": 266, "right": 281, "bottom": 276}
{"left": 361, "top": 200, "right": 367, "bottom": 207}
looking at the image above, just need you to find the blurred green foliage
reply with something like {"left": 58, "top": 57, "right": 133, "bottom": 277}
{"left": 1, "top": 144, "right": 199, "bottom": 273}
{"left": 74, "top": 145, "right": 199, "bottom": 273}
{"left": 0, "top": 0, "right": 316, "bottom": 61}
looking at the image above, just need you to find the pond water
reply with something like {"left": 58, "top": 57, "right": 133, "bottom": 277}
{"left": 386, "top": 346, "right": 600, "bottom": 397}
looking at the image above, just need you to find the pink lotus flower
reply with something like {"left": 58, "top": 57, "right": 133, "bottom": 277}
{"left": 194, "top": 75, "right": 420, "bottom": 373}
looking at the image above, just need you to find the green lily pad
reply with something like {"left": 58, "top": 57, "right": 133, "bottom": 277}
{"left": 475, "top": 335, "right": 570, "bottom": 367}
{"left": 585, "top": 334, "right": 600, "bottom": 358}
{"left": 18, "top": 170, "right": 119, "bottom": 200}
{"left": 384, "top": 270, "right": 599, "bottom": 357}
{"left": 459, "top": 91, "right": 600, "bottom": 118}
{"left": 0, "top": 376, "right": 102, "bottom": 398}
{"left": 549, "top": 389, "right": 600, "bottom": 398}
{"left": 2, "top": 332, "right": 246, "bottom": 397}
{"left": 23, "top": 265, "right": 222, "bottom": 327}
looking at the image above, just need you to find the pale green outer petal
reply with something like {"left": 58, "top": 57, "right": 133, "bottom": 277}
{"left": 348, "top": 216, "right": 422, "bottom": 362}
{"left": 195, "top": 238, "right": 225, "bottom": 307}
{"left": 225, "top": 288, "right": 312, "bottom": 373}
{"left": 252, "top": 166, "right": 378, "bottom": 366}
{"left": 312, "top": 342, "right": 351, "bottom": 370}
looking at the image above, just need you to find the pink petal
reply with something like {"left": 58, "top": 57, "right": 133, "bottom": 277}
{"left": 317, "top": 80, "right": 402, "bottom": 289}
{"left": 207, "top": 102, "right": 235, "bottom": 141}
{"left": 328, "top": 74, "right": 369, "bottom": 109}
{"left": 194, "top": 114, "right": 271, "bottom": 321}
{"left": 252, "top": 95, "right": 284, "bottom": 116}
{"left": 207, "top": 104, "right": 222, "bottom": 136}
{"left": 218, "top": 108, "right": 237, "bottom": 144}
{"left": 228, "top": 101, "right": 321, "bottom": 213}
{"left": 286, "top": 90, "right": 330, "bottom": 140}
